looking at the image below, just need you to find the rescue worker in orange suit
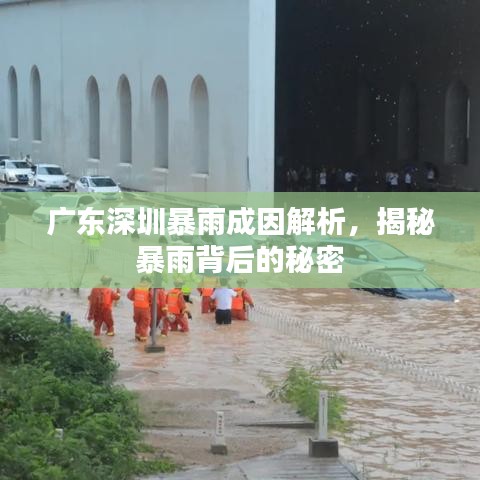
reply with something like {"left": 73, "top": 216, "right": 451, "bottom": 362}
{"left": 197, "top": 274, "right": 219, "bottom": 314}
{"left": 163, "top": 280, "right": 189, "bottom": 336}
{"left": 87, "top": 275, "right": 121, "bottom": 336}
{"left": 155, "top": 287, "right": 168, "bottom": 329}
{"left": 231, "top": 278, "right": 254, "bottom": 321}
{"left": 127, "top": 275, "right": 152, "bottom": 342}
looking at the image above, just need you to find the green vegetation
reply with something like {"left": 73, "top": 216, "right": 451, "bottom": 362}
{"left": 0, "top": 306, "right": 175, "bottom": 480}
{"left": 268, "top": 362, "right": 350, "bottom": 433}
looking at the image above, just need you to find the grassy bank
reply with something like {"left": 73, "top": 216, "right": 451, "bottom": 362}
{"left": 0, "top": 306, "right": 175, "bottom": 480}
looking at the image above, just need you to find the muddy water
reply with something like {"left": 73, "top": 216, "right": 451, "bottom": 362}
{"left": 255, "top": 289, "right": 480, "bottom": 479}
{"left": 3, "top": 288, "right": 480, "bottom": 479}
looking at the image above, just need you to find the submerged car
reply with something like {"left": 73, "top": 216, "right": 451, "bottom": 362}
{"left": 30, "top": 164, "right": 71, "bottom": 191}
{"left": 32, "top": 194, "right": 99, "bottom": 224}
{"left": 0, "top": 159, "right": 34, "bottom": 184}
{"left": 74, "top": 175, "right": 122, "bottom": 200}
{"left": 349, "top": 269, "right": 455, "bottom": 301}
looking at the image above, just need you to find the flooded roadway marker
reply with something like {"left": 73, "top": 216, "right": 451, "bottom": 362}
{"left": 144, "top": 288, "right": 165, "bottom": 353}
{"left": 211, "top": 411, "right": 228, "bottom": 455}
{"left": 309, "top": 390, "right": 339, "bottom": 458}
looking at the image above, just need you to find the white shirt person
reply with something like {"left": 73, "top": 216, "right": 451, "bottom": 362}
{"left": 211, "top": 282, "right": 237, "bottom": 325}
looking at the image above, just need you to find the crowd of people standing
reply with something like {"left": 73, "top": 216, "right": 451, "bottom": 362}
{"left": 283, "top": 164, "right": 439, "bottom": 192}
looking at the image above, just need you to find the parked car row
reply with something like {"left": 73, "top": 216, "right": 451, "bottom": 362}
{"left": 0, "top": 154, "right": 122, "bottom": 196}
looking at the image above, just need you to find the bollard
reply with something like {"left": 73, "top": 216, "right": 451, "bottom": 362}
{"left": 309, "top": 390, "right": 339, "bottom": 458}
{"left": 145, "top": 288, "right": 165, "bottom": 353}
{"left": 211, "top": 411, "right": 228, "bottom": 455}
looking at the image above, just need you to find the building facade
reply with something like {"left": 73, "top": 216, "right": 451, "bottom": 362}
{"left": 0, "top": 0, "right": 276, "bottom": 192}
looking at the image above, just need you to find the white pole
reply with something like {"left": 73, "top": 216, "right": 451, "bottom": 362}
{"left": 215, "top": 411, "right": 226, "bottom": 444}
{"left": 318, "top": 390, "right": 328, "bottom": 440}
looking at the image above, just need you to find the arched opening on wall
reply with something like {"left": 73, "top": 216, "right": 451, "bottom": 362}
{"left": 397, "top": 82, "right": 419, "bottom": 165}
{"left": 31, "top": 66, "right": 42, "bottom": 141}
{"left": 152, "top": 76, "right": 169, "bottom": 169}
{"left": 190, "top": 75, "right": 209, "bottom": 175}
{"left": 445, "top": 80, "right": 469, "bottom": 166}
{"left": 118, "top": 75, "right": 132, "bottom": 164}
{"left": 87, "top": 76, "right": 100, "bottom": 160}
{"left": 354, "top": 80, "right": 374, "bottom": 168}
{"left": 8, "top": 67, "right": 18, "bottom": 139}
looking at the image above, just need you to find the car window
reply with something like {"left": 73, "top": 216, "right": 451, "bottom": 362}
{"left": 90, "top": 177, "right": 116, "bottom": 187}
{"left": 378, "top": 273, "right": 395, "bottom": 288}
{"left": 10, "top": 161, "right": 30, "bottom": 169}
{"left": 363, "top": 271, "right": 382, "bottom": 285}
{"left": 0, "top": 161, "right": 4, "bottom": 168}
{"left": 38, "top": 166, "right": 64, "bottom": 175}
{"left": 366, "top": 243, "right": 407, "bottom": 260}
{"left": 391, "top": 274, "right": 438, "bottom": 289}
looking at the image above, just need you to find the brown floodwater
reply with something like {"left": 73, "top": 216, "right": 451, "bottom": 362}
{"left": 2, "top": 288, "right": 479, "bottom": 479}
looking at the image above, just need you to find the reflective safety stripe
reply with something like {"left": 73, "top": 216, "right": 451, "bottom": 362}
{"left": 232, "top": 288, "right": 244, "bottom": 310}
{"left": 167, "top": 290, "right": 181, "bottom": 314}
{"left": 134, "top": 288, "right": 150, "bottom": 308}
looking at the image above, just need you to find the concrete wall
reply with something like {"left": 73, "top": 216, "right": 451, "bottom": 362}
{"left": 0, "top": 0, "right": 276, "bottom": 192}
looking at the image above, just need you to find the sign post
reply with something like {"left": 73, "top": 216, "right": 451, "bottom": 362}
{"left": 308, "top": 390, "right": 339, "bottom": 458}
{"left": 145, "top": 287, "right": 165, "bottom": 353}
{"left": 211, "top": 411, "right": 228, "bottom": 455}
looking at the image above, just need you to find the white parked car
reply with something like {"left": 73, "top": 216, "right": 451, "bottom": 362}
{"left": 30, "top": 163, "right": 71, "bottom": 191}
{"left": 32, "top": 194, "right": 99, "bottom": 224}
{"left": 0, "top": 159, "right": 34, "bottom": 184}
{"left": 74, "top": 175, "right": 122, "bottom": 200}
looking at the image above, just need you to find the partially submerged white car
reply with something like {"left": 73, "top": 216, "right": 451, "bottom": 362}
{"left": 32, "top": 194, "right": 99, "bottom": 224}
{"left": 74, "top": 175, "right": 122, "bottom": 200}
{"left": 30, "top": 164, "right": 71, "bottom": 191}
{"left": 0, "top": 159, "right": 34, "bottom": 184}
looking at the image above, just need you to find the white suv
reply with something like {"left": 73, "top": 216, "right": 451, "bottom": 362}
{"left": 30, "top": 163, "right": 71, "bottom": 191}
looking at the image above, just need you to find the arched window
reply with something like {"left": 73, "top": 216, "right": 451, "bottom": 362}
{"left": 445, "top": 80, "right": 469, "bottom": 166}
{"left": 118, "top": 75, "right": 132, "bottom": 164}
{"left": 31, "top": 66, "right": 42, "bottom": 141}
{"left": 397, "top": 82, "right": 419, "bottom": 164}
{"left": 152, "top": 76, "right": 169, "bottom": 169}
{"left": 87, "top": 76, "right": 100, "bottom": 159}
{"left": 190, "top": 75, "right": 209, "bottom": 174}
{"left": 8, "top": 67, "right": 18, "bottom": 139}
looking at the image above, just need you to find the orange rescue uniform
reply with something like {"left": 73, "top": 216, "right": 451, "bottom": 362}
{"left": 88, "top": 287, "right": 121, "bottom": 336}
{"left": 231, "top": 287, "right": 254, "bottom": 321}
{"left": 198, "top": 275, "right": 219, "bottom": 313}
{"left": 162, "top": 288, "right": 189, "bottom": 335}
{"left": 127, "top": 287, "right": 151, "bottom": 341}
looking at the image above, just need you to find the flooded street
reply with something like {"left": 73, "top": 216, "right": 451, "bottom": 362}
{"left": 254, "top": 289, "right": 480, "bottom": 479}
{"left": 2, "top": 288, "right": 480, "bottom": 479}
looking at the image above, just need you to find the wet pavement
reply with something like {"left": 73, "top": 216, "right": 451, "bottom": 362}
{"left": 2, "top": 288, "right": 480, "bottom": 479}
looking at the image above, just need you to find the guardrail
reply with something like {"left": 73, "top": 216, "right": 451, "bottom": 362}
{"left": 250, "top": 304, "right": 480, "bottom": 403}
